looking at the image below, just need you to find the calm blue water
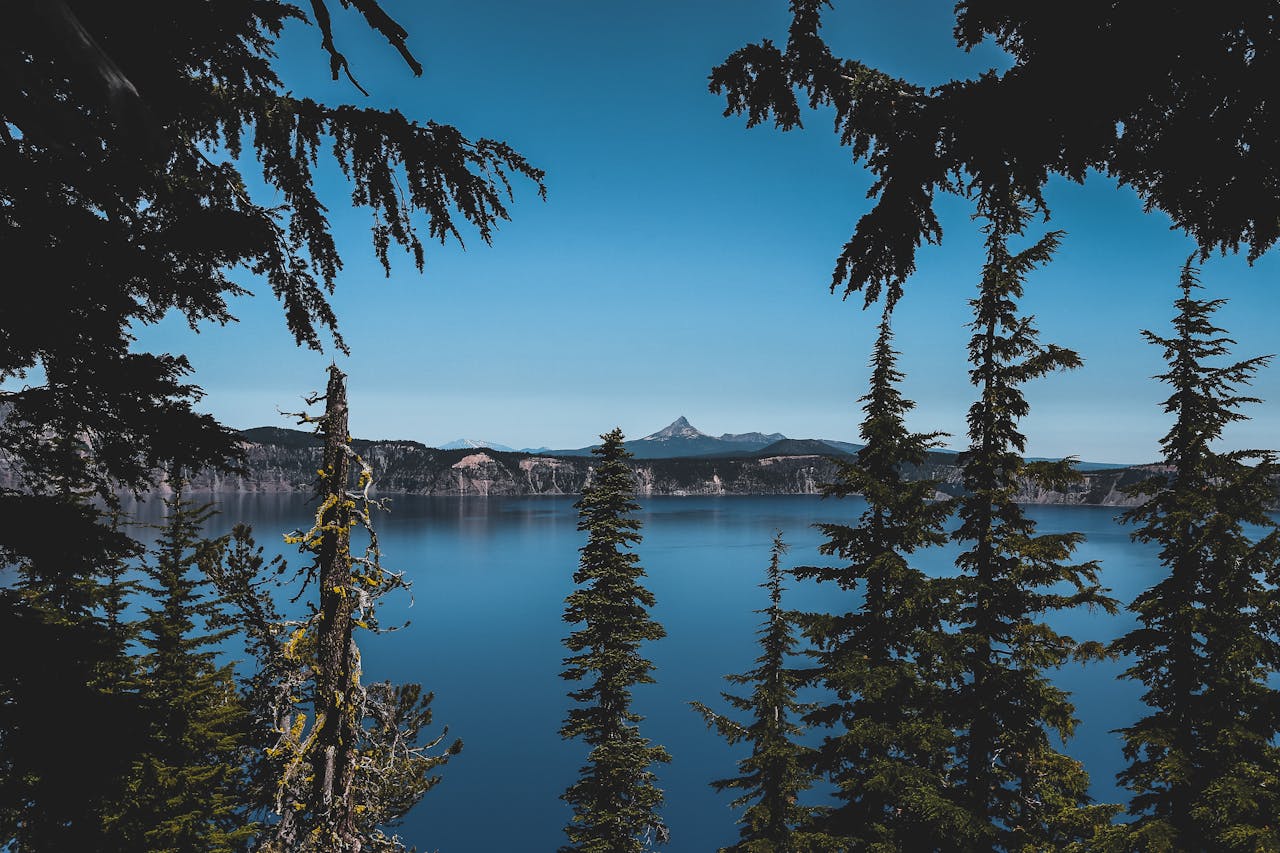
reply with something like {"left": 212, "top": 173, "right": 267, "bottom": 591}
{"left": 134, "top": 493, "right": 1159, "bottom": 851}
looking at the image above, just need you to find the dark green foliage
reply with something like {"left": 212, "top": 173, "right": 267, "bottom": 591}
{"left": 107, "top": 488, "right": 255, "bottom": 852}
{"left": 0, "top": 0, "right": 546, "bottom": 563}
{"left": 2, "top": 8, "right": 539, "bottom": 844}
{"left": 0, "top": 486, "right": 147, "bottom": 850}
{"left": 1111, "top": 263, "right": 1280, "bottom": 852}
{"left": 561, "top": 428, "right": 670, "bottom": 852}
{"left": 713, "top": 2, "right": 1280, "bottom": 302}
{"left": 794, "top": 306, "right": 964, "bottom": 849}
{"left": 946, "top": 194, "right": 1118, "bottom": 850}
{"left": 693, "top": 533, "right": 821, "bottom": 852}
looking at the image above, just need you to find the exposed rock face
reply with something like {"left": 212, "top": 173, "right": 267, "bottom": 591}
{"left": 0, "top": 425, "right": 1158, "bottom": 506}
{"left": 165, "top": 432, "right": 1154, "bottom": 505}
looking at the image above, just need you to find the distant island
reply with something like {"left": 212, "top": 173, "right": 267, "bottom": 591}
{"left": 169, "top": 417, "right": 1154, "bottom": 506}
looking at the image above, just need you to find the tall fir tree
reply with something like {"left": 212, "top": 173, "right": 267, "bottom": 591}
{"left": 693, "top": 532, "right": 821, "bottom": 852}
{"left": 107, "top": 484, "right": 255, "bottom": 852}
{"left": 1111, "top": 263, "right": 1280, "bottom": 852}
{"left": 794, "top": 303, "right": 965, "bottom": 849}
{"left": 560, "top": 428, "right": 671, "bottom": 852}
{"left": 947, "top": 191, "right": 1118, "bottom": 851}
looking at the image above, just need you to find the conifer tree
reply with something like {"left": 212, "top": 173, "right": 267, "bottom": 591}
{"left": 108, "top": 484, "right": 255, "bottom": 852}
{"left": 560, "top": 428, "right": 670, "bottom": 852}
{"left": 693, "top": 532, "right": 821, "bottom": 852}
{"left": 947, "top": 192, "right": 1118, "bottom": 851}
{"left": 0, "top": 435, "right": 146, "bottom": 850}
{"left": 794, "top": 304, "right": 964, "bottom": 848}
{"left": 1111, "top": 263, "right": 1280, "bottom": 852}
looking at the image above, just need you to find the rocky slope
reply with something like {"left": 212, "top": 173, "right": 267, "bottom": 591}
{"left": 169, "top": 429, "right": 1152, "bottom": 506}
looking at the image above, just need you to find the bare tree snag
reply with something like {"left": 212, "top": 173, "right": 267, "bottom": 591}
{"left": 311, "top": 364, "right": 360, "bottom": 848}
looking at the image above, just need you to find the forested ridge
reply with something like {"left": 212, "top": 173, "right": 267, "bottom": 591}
{"left": 3, "top": 2, "right": 1279, "bottom": 851}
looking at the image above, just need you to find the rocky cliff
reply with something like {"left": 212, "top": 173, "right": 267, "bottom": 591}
{"left": 0, "top": 424, "right": 1157, "bottom": 505}
{"left": 170, "top": 430, "right": 1151, "bottom": 506}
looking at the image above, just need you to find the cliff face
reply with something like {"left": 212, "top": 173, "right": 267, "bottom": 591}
{"left": 168, "top": 434, "right": 1151, "bottom": 506}
{"left": 0, "top": 426, "right": 1153, "bottom": 505}
{"left": 181, "top": 440, "right": 849, "bottom": 497}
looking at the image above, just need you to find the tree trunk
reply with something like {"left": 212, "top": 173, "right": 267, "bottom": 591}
{"left": 312, "top": 365, "right": 360, "bottom": 848}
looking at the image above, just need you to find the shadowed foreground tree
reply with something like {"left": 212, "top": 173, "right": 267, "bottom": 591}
{"left": 945, "top": 192, "right": 1118, "bottom": 851}
{"left": 794, "top": 303, "right": 962, "bottom": 849}
{"left": 106, "top": 485, "right": 255, "bottom": 852}
{"left": 560, "top": 428, "right": 670, "bottom": 852}
{"left": 1, "top": 0, "right": 544, "bottom": 521}
{"left": 2, "top": 4, "right": 541, "bottom": 840}
{"left": 1111, "top": 264, "right": 1280, "bottom": 852}
{"left": 712, "top": 1, "right": 1280, "bottom": 304}
{"left": 692, "top": 532, "right": 822, "bottom": 852}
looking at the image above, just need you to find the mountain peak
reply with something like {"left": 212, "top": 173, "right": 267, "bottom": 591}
{"left": 437, "top": 438, "right": 515, "bottom": 452}
{"left": 642, "top": 416, "right": 705, "bottom": 441}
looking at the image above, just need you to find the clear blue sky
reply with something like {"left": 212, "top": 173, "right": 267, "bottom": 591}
{"left": 133, "top": 0, "right": 1280, "bottom": 464}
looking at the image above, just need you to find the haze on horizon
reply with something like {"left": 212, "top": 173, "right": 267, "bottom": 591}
{"left": 128, "top": 1, "right": 1280, "bottom": 466}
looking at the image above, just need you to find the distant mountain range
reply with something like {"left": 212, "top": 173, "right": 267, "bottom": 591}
{"left": 439, "top": 417, "right": 867, "bottom": 461}
{"left": 436, "top": 417, "right": 1120, "bottom": 468}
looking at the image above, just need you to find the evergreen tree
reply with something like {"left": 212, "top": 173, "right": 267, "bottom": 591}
{"left": 1111, "top": 263, "right": 1280, "bottom": 852}
{"left": 108, "top": 484, "right": 255, "bottom": 852}
{"left": 2, "top": 11, "right": 542, "bottom": 830}
{"left": 713, "top": 2, "right": 1279, "bottom": 303}
{"left": 560, "top": 428, "right": 670, "bottom": 852}
{"left": 794, "top": 304, "right": 964, "bottom": 849}
{"left": 946, "top": 192, "right": 1118, "bottom": 851}
{"left": 0, "top": 436, "right": 147, "bottom": 850}
{"left": 693, "top": 532, "right": 821, "bottom": 852}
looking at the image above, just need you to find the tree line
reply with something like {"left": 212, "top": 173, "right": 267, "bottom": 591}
{"left": 3, "top": 1, "right": 1278, "bottom": 851}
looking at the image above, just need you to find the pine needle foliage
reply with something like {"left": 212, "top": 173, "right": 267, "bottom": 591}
{"left": 693, "top": 532, "right": 822, "bottom": 852}
{"left": 1111, "top": 262, "right": 1280, "bottom": 852}
{"left": 560, "top": 428, "right": 671, "bottom": 852}
{"left": 109, "top": 485, "right": 255, "bottom": 852}
{"left": 0, "top": 456, "right": 146, "bottom": 850}
{"left": 794, "top": 304, "right": 964, "bottom": 850}
{"left": 947, "top": 193, "right": 1119, "bottom": 851}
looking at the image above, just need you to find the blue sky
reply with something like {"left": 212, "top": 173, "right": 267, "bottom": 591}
{"left": 134, "top": 0, "right": 1280, "bottom": 463}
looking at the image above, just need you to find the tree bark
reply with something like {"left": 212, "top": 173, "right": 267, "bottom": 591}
{"left": 311, "top": 364, "right": 360, "bottom": 848}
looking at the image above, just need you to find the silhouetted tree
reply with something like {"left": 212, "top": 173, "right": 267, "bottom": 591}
{"left": 1111, "top": 263, "right": 1280, "bottom": 852}
{"left": 712, "top": 2, "right": 1279, "bottom": 303}
{"left": 693, "top": 532, "right": 821, "bottom": 852}
{"left": 795, "top": 304, "right": 963, "bottom": 848}
{"left": 945, "top": 191, "right": 1118, "bottom": 850}
{"left": 0, "top": 441, "right": 146, "bottom": 850}
{"left": 560, "top": 428, "right": 670, "bottom": 852}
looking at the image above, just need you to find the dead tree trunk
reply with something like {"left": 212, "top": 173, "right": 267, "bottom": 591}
{"left": 311, "top": 364, "right": 360, "bottom": 849}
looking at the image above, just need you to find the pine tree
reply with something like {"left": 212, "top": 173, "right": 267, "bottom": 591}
{"left": 0, "top": 435, "right": 147, "bottom": 850}
{"left": 794, "top": 304, "right": 965, "bottom": 849}
{"left": 1111, "top": 262, "right": 1280, "bottom": 852}
{"left": 693, "top": 532, "right": 821, "bottom": 852}
{"left": 947, "top": 192, "right": 1119, "bottom": 851}
{"left": 108, "top": 484, "right": 255, "bottom": 852}
{"left": 560, "top": 428, "right": 670, "bottom": 852}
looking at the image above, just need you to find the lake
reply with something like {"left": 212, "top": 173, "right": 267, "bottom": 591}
{"left": 140, "top": 493, "right": 1160, "bottom": 851}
